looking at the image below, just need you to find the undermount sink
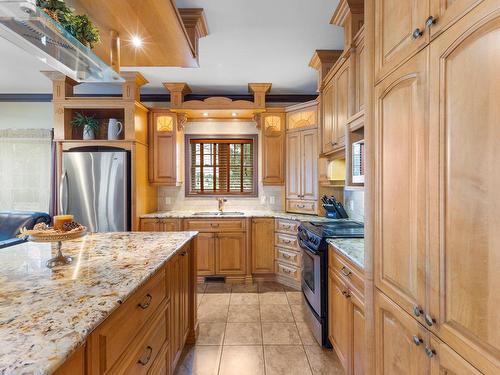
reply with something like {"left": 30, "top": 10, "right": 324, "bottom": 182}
{"left": 193, "top": 211, "right": 245, "bottom": 216}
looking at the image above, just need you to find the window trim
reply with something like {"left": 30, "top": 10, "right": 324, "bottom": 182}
{"left": 184, "top": 134, "right": 259, "bottom": 198}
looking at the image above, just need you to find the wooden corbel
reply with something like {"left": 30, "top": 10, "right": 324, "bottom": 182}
{"left": 177, "top": 113, "right": 188, "bottom": 131}
{"left": 253, "top": 113, "right": 262, "bottom": 129}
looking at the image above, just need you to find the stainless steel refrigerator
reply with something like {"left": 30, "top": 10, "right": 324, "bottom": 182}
{"left": 60, "top": 148, "right": 130, "bottom": 232}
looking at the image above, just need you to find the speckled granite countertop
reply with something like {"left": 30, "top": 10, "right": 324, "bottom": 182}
{"left": 327, "top": 238, "right": 365, "bottom": 269}
{"left": 0, "top": 231, "right": 197, "bottom": 375}
{"left": 141, "top": 210, "right": 335, "bottom": 222}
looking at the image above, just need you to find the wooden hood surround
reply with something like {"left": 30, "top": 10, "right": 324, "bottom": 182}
{"left": 163, "top": 82, "right": 272, "bottom": 124}
{"left": 69, "top": 0, "right": 208, "bottom": 68}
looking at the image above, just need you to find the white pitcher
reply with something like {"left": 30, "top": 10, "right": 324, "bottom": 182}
{"left": 107, "top": 118, "right": 123, "bottom": 140}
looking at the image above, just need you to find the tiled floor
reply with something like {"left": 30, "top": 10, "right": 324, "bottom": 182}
{"left": 174, "top": 281, "right": 345, "bottom": 375}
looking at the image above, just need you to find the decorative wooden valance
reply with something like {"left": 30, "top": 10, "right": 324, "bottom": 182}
{"left": 163, "top": 82, "right": 272, "bottom": 123}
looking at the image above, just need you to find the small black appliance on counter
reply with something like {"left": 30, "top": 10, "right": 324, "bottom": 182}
{"left": 321, "top": 195, "right": 349, "bottom": 219}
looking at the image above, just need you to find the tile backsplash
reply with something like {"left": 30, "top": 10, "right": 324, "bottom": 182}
{"left": 344, "top": 189, "right": 364, "bottom": 222}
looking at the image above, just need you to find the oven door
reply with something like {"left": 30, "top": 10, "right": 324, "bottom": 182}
{"left": 301, "top": 244, "right": 321, "bottom": 317}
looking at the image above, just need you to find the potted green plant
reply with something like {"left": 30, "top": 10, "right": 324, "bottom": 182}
{"left": 70, "top": 113, "right": 100, "bottom": 140}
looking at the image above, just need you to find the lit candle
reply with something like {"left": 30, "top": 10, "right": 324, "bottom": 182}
{"left": 53, "top": 215, "right": 74, "bottom": 230}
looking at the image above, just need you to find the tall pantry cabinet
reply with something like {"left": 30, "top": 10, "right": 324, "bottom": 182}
{"left": 371, "top": 0, "right": 500, "bottom": 373}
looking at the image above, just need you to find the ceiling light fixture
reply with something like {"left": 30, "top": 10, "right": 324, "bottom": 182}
{"left": 203, "top": 112, "right": 209, "bottom": 117}
{"left": 231, "top": 112, "right": 237, "bottom": 117}
{"left": 131, "top": 35, "right": 143, "bottom": 48}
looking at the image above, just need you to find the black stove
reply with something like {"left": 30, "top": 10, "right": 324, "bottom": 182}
{"left": 298, "top": 220, "right": 364, "bottom": 348}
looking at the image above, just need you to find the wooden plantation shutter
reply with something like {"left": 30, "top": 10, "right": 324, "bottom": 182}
{"left": 187, "top": 137, "right": 256, "bottom": 196}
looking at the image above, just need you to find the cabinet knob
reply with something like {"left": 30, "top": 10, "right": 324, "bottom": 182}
{"left": 138, "top": 346, "right": 153, "bottom": 365}
{"left": 341, "top": 266, "right": 352, "bottom": 277}
{"left": 413, "top": 305, "right": 424, "bottom": 317}
{"left": 412, "top": 335, "right": 423, "bottom": 346}
{"left": 342, "top": 290, "right": 351, "bottom": 298}
{"left": 138, "top": 293, "right": 152, "bottom": 309}
{"left": 424, "top": 314, "right": 436, "bottom": 327}
{"left": 425, "top": 15, "right": 437, "bottom": 28}
{"left": 412, "top": 28, "right": 424, "bottom": 39}
{"left": 425, "top": 346, "right": 436, "bottom": 358}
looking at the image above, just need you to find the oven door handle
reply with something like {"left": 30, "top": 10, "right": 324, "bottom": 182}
{"left": 298, "top": 236, "right": 319, "bottom": 256}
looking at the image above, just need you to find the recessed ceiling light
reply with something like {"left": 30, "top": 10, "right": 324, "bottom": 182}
{"left": 231, "top": 112, "right": 237, "bottom": 117}
{"left": 131, "top": 35, "right": 143, "bottom": 48}
{"left": 203, "top": 112, "right": 209, "bottom": 117}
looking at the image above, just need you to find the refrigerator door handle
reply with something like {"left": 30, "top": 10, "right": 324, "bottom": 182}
{"left": 59, "top": 171, "right": 69, "bottom": 215}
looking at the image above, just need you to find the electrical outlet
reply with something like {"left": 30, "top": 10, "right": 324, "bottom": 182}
{"left": 349, "top": 200, "right": 354, "bottom": 210}
{"left": 164, "top": 197, "right": 172, "bottom": 205}
{"left": 269, "top": 196, "right": 276, "bottom": 205}
{"left": 261, "top": 196, "right": 267, "bottom": 204}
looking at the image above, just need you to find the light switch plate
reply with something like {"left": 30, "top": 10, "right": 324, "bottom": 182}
{"left": 269, "top": 196, "right": 276, "bottom": 205}
{"left": 165, "top": 197, "right": 172, "bottom": 205}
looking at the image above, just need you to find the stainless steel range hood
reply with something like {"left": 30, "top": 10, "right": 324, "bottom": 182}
{"left": 0, "top": 0, "right": 123, "bottom": 83}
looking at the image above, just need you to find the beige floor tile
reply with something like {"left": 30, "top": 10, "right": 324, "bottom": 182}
{"left": 260, "top": 304, "right": 294, "bottom": 322}
{"left": 231, "top": 283, "right": 259, "bottom": 293}
{"left": 174, "top": 345, "right": 222, "bottom": 375}
{"left": 258, "top": 281, "right": 285, "bottom": 293}
{"left": 264, "top": 345, "right": 312, "bottom": 375}
{"left": 224, "top": 323, "right": 263, "bottom": 345}
{"left": 197, "top": 293, "right": 204, "bottom": 307}
{"left": 230, "top": 293, "right": 259, "bottom": 305}
{"left": 205, "top": 283, "right": 232, "bottom": 294}
{"left": 290, "top": 303, "right": 308, "bottom": 322}
{"left": 261, "top": 322, "right": 301, "bottom": 345}
{"left": 202, "top": 293, "right": 231, "bottom": 305}
{"left": 286, "top": 291, "right": 304, "bottom": 305}
{"left": 228, "top": 304, "right": 260, "bottom": 323}
{"left": 296, "top": 322, "right": 319, "bottom": 346}
{"left": 259, "top": 292, "right": 288, "bottom": 305}
{"left": 304, "top": 345, "right": 345, "bottom": 375}
{"left": 198, "top": 302, "right": 229, "bottom": 322}
{"left": 196, "top": 322, "right": 226, "bottom": 345}
{"left": 219, "top": 346, "right": 265, "bottom": 375}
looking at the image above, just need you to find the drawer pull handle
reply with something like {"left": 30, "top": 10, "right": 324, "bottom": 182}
{"left": 341, "top": 266, "right": 352, "bottom": 277}
{"left": 138, "top": 294, "right": 152, "bottom": 309}
{"left": 341, "top": 290, "right": 351, "bottom": 298}
{"left": 282, "top": 253, "right": 292, "bottom": 259}
{"left": 138, "top": 346, "right": 153, "bottom": 366}
{"left": 181, "top": 251, "right": 187, "bottom": 256}
{"left": 282, "top": 239, "right": 293, "bottom": 244}
{"left": 211, "top": 223, "right": 220, "bottom": 227}
{"left": 412, "top": 335, "right": 423, "bottom": 346}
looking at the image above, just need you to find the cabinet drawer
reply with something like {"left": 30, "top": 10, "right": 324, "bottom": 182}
{"left": 275, "top": 219, "right": 299, "bottom": 235}
{"left": 89, "top": 268, "right": 167, "bottom": 371}
{"left": 329, "top": 247, "right": 364, "bottom": 298}
{"left": 275, "top": 247, "right": 301, "bottom": 267}
{"left": 184, "top": 219, "right": 246, "bottom": 232}
{"left": 275, "top": 232, "right": 299, "bottom": 251}
{"left": 286, "top": 199, "right": 317, "bottom": 214}
{"left": 275, "top": 261, "right": 301, "bottom": 283}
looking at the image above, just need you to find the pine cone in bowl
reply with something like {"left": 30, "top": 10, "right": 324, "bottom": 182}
{"left": 62, "top": 221, "right": 82, "bottom": 232}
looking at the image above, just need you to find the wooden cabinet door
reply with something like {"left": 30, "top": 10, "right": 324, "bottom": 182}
{"left": 262, "top": 113, "right": 285, "bottom": 185}
{"left": 215, "top": 232, "right": 246, "bottom": 275}
{"left": 429, "top": 0, "right": 483, "bottom": 38}
{"left": 374, "top": 48, "right": 428, "bottom": 318}
{"left": 251, "top": 218, "right": 275, "bottom": 273}
{"left": 375, "top": 290, "right": 430, "bottom": 375}
{"left": 321, "top": 80, "right": 336, "bottom": 154}
{"left": 428, "top": 3, "right": 500, "bottom": 373}
{"left": 161, "top": 219, "right": 181, "bottom": 231}
{"left": 286, "top": 131, "right": 302, "bottom": 199}
{"left": 140, "top": 218, "right": 160, "bottom": 231}
{"left": 300, "top": 128, "right": 318, "bottom": 200}
{"left": 351, "top": 292, "right": 366, "bottom": 375}
{"left": 430, "top": 335, "right": 482, "bottom": 375}
{"left": 334, "top": 59, "right": 350, "bottom": 150}
{"left": 354, "top": 30, "right": 366, "bottom": 115}
{"left": 181, "top": 249, "right": 190, "bottom": 344}
{"left": 150, "top": 111, "right": 177, "bottom": 184}
{"left": 169, "top": 255, "right": 181, "bottom": 371}
{"left": 329, "top": 271, "right": 351, "bottom": 370}
{"left": 374, "top": 0, "right": 429, "bottom": 81}
{"left": 196, "top": 232, "right": 215, "bottom": 276}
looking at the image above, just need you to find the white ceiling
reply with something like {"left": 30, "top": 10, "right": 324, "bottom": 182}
{"left": 0, "top": 0, "right": 343, "bottom": 95}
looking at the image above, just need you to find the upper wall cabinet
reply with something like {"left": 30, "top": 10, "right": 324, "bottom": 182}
{"left": 260, "top": 110, "right": 285, "bottom": 185}
{"left": 353, "top": 26, "right": 365, "bottom": 115}
{"left": 149, "top": 109, "right": 179, "bottom": 185}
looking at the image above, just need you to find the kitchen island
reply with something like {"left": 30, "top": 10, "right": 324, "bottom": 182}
{"left": 0, "top": 231, "right": 198, "bottom": 375}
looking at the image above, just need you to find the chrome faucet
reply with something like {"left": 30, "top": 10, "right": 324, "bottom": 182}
{"left": 217, "top": 198, "right": 227, "bottom": 213}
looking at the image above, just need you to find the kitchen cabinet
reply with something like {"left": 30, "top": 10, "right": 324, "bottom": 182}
{"left": 274, "top": 219, "right": 301, "bottom": 289}
{"left": 140, "top": 218, "right": 182, "bottom": 231}
{"left": 329, "top": 271, "right": 351, "bottom": 370}
{"left": 215, "top": 232, "right": 246, "bottom": 275}
{"left": 196, "top": 232, "right": 215, "bottom": 276}
{"left": 54, "top": 346, "right": 85, "bottom": 375}
{"left": 261, "top": 111, "right": 285, "bottom": 185}
{"left": 430, "top": 335, "right": 483, "bottom": 375}
{"left": 251, "top": 218, "right": 275, "bottom": 274}
{"left": 353, "top": 27, "right": 365, "bottom": 115}
{"left": 428, "top": 0, "right": 483, "bottom": 39}
{"left": 374, "top": 47, "right": 428, "bottom": 318}
{"left": 286, "top": 128, "right": 318, "bottom": 214}
{"left": 149, "top": 109, "right": 178, "bottom": 185}
{"left": 321, "top": 80, "right": 335, "bottom": 154}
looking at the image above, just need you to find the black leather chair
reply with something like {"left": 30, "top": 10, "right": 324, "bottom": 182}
{"left": 0, "top": 211, "right": 51, "bottom": 249}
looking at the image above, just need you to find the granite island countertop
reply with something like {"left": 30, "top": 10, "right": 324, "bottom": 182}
{"left": 327, "top": 238, "right": 365, "bottom": 269}
{"left": 0, "top": 231, "right": 197, "bottom": 375}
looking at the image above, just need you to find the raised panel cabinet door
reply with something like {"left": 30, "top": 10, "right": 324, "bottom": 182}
{"left": 162, "top": 219, "right": 181, "bottom": 231}
{"left": 169, "top": 255, "right": 182, "bottom": 371}
{"left": 262, "top": 113, "right": 285, "bottom": 185}
{"left": 196, "top": 232, "right": 215, "bottom": 276}
{"left": 150, "top": 111, "right": 177, "bottom": 184}
{"left": 321, "top": 80, "right": 336, "bottom": 154}
{"left": 375, "top": 290, "right": 430, "bottom": 375}
{"left": 181, "top": 249, "right": 190, "bottom": 343}
{"left": 286, "top": 131, "right": 302, "bottom": 199}
{"left": 329, "top": 271, "right": 351, "bottom": 371}
{"left": 429, "top": 0, "right": 484, "bottom": 38}
{"left": 251, "top": 218, "right": 275, "bottom": 273}
{"left": 300, "top": 128, "right": 318, "bottom": 200}
{"left": 374, "top": 0, "right": 429, "bottom": 82}
{"left": 374, "top": 48, "right": 428, "bottom": 319}
{"left": 215, "top": 232, "right": 246, "bottom": 275}
{"left": 140, "top": 218, "right": 160, "bottom": 231}
{"left": 429, "top": 335, "right": 482, "bottom": 375}
{"left": 351, "top": 292, "right": 366, "bottom": 375}
{"left": 354, "top": 30, "right": 366, "bottom": 114}
{"left": 428, "top": 3, "right": 500, "bottom": 373}
{"left": 334, "top": 59, "right": 350, "bottom": 149}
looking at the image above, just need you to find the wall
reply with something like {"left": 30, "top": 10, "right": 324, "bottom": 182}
{"left": 157, "top": 120, "right": 284, "bottom": 212}
{"left": 0, "top": 102, "right": 53, "bottom": 129}
{"left": 344, "top": 188, "right": 364, "bottom": 222}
